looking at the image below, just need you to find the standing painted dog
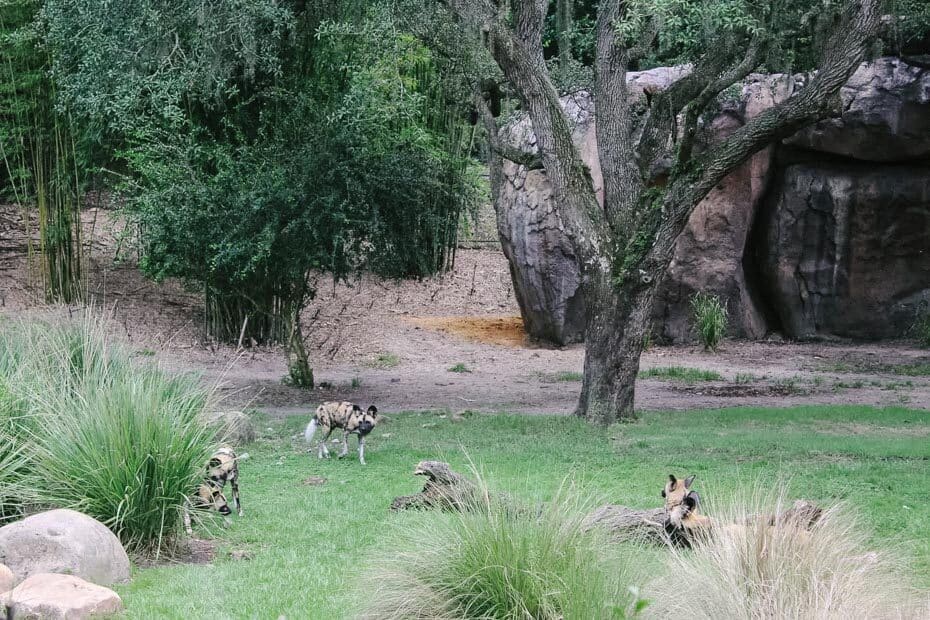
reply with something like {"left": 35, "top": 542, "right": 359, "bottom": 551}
{"left": 305, "top": 401, "right": 378, "bottom": 465}
{"left": 183, "top": 447, "right": 247, "bottom": 535}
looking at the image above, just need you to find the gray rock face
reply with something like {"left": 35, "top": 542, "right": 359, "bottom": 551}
{"left": 0, "top": 509, "right": 130, "bottom": 587}
{"left": 785, "top": 57, "right": 930, "bottom": 161}
{"left": 498, "top": 71, "right": 688, "bottom": 345}
{"left": 757, "top": 163, "right": 930, "bottom": 339}
{"left": 496, "top": 57, "right": 930, "bottom": 344}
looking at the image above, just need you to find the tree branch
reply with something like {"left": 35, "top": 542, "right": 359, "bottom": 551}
{"left": 646, "top": 0, "right": 882, "bottom": 276}
{"left": 675, "top": 37, "right": 768, "bottom": 167}
{"left": 594, "top": 1, "right": 642, "bottom": 237}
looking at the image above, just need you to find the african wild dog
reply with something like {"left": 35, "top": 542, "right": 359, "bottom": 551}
{"left": 183, "top": 447, "right": 247, "bottom": 535}
{"left": 662, "top": 474, "right": 711, "bottom": 544}
{"left": 304, "top": 401, "right": 378, "bottom": 465}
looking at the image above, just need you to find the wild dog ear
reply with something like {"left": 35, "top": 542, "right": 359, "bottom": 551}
{"left": 661, "top": 489, "right": 666, "bottom": 498}
{"left": 367, "top": 405, "right": 378, "bottom": 417}
{"left": 208, "top": 458, "right": 222, "bottom": 468}
{"left": 684, "top": 475, "right": 695, "bottom": 489}
{"left": 668, "top": 474, "right": 677, "bottom": 487}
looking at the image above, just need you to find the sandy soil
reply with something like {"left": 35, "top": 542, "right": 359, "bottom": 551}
{"left": 2, "top": 206, "right": 928, "bottom": 416}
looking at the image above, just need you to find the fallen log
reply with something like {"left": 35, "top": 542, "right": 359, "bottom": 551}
{"left": 389, "top": 461, "right": 823, "bottom": 548}
{"left": 389, "top": 461, "right": 482, "bottom": 512}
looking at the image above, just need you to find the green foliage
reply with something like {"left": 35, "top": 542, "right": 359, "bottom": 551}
{"left": 448, "top": 363, "right": 471, "bottom": 373}
{"left": 367, "top": 352, "right": 401, "bottom": 369}
{"left": 42, "top": 1, "right": 480, "bottom": 343}
{"left": 639, "top": 366, "right": 723, "bottom": 382}
{"left": 691, "top": 292, "right": 728, "bottom": 352}
{"left": 1, "top": 0, "right": 83, "bottom": 302}
{"left": 538, "top": 370, "right": 584, "bottom": 382}
{"left": 0, "top": 317, "right": 216, "bottom": 552}
{"left": 361, "top": 479, "right": 645, "bottom": 619}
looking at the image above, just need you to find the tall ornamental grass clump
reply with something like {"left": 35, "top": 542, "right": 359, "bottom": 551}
{"left": 0, "top": 316, "right": 215, "bottom": 552}
{"left": 690, "top": 292, "right": 728, "bottom": 352}
{"left": 646, "top": 487, "right": 921, "bottom": 619}
{"left": 360, "top": 478, "right": 646, "bottom": 619}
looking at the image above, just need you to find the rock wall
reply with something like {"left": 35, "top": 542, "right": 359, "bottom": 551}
{"left": 496, "top": 57, "right": 930, "bottom": 344}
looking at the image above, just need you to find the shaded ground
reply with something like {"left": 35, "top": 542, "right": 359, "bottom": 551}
{"left": 2, "top": 205, "right": 928, "bottom": 415}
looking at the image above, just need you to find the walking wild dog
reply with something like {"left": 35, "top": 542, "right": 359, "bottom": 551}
{"left": 183, "top": 447, "right": 247, "bottom": 535}
{"left": 305, "top": 401, "right": 379, "bottom": 465}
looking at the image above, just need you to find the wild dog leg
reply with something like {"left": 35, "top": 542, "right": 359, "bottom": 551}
{"left": 230, "top": 475, "right": 243, "bottom": 517}
{"left": 183, "top": 499, "right": 194, "bottom": 536}
{"left": 338, "top": 430, "right": 350, "bottom": 458}
{"left": 358, "top": 435, "right": 366, "bottom": 465}
{"left": 318, "top": 427, "right": 333, "bottom": 459}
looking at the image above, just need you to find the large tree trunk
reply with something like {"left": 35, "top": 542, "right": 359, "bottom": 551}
{"left": 576, "top": 274, "right": 655, "bottom": 424}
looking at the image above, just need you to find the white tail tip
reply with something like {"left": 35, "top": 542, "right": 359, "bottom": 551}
{"left": 304, "top": 418, "right": 318, "bottom": 444}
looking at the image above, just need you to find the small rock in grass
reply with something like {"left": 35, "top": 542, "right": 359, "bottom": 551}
{"left": 302, "top": 476, "right": 327, "bottom": 486}
{"left": 5, "top": 573, "right": 123, "bottom": 619}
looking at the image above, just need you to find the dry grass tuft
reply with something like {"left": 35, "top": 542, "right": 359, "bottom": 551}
{"left": 646, "top": 485, "right": 922, "bottom": 619}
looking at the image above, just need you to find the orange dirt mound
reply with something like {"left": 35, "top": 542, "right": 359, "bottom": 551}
{"left": 407, "top": 315, "right": 527, "bottom": 347}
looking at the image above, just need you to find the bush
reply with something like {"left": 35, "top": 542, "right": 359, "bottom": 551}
{"left": 0, "top": 317, "right": 216, "bottom": 552}
{"left": 360, "top": 478, "right": 645, "bottom": 619}
{"left": 690, "top": 292, "right": 728, "bottom": 352}
{"left": 646, "top": 488, "right": 920, "bottom": 619}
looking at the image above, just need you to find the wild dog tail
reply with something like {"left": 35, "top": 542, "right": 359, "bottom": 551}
{"left": 304, "top": 417, "right": 318, "bottom": 444}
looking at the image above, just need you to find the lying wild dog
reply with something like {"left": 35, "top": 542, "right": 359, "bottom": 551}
{"left": 661, "top": 474, "right": 817, "bottom": 548}
{"left": 183, "top": 447, "right": 248, "bottom": 535}
{"left": 305, "top": 401, "right": 378, "bottom": 465}
{"left": 662, "top": 474, "right": 711, "bottom": 544}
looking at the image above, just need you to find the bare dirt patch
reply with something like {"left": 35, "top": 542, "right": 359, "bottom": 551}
{"left": 2, "top": 205, "right": 929, "bottom": 415}
{"left": 135, "top": 538, "right": 216, "bottom": 568}
{"left": 406, "top": 315, "right": 528, "bottom": 347}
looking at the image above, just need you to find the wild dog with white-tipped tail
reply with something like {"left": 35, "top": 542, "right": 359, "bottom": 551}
{"left": 305, "top": 401, "right": 379, "bottom": 465}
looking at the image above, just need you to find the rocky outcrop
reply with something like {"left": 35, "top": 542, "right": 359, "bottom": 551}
{"left": 756, "top": 162, "right": 930, "bottom": 339}
{"left": 496, "top": 57, "right": 930, "bottom": 343}
{"left": 785, "top": 57, "right": 930, "bottom": 161}
{"left": 498, "top": 68, "right": 690, "bottom": 345}
{"left": 2, "top": 573, "right": 123, "bottom": 619}
{"left": 0, "top": 509, "right": 130, "bottom": 587}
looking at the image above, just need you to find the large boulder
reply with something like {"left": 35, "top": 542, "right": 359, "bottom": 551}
{"left": 654, "top": 74, "right": 799, "bottom": 341}
{"left": 2, "top": 573, "right": 123, "bottom": 619}
{"left": 756, "top": 162, "right": 930, "bottom": 339}
{"left": 0, "top": 509, "right": 130, "bottom": 587}
{"left": 496, "top": 57, "right": 930, "bottom": 344}
{"left": 785, "top": 57, "right": 930, "bottom": 161}
{"left": 498, "top": 68, "right": 690, "bottom": 345}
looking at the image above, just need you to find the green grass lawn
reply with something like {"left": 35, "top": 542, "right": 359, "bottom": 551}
{"left": 117, "top": 405, "right": 930, "bottom": 619}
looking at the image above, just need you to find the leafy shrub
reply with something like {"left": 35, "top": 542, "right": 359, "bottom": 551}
{"left": 0, "top": 317, "right": 215, "bottom": 552}
{"left": 647, "top": 489, "right": 919, "bottom": 619}
{"left": 360, "top": 479, "right": 645, "bottom": 619}
{"left": 690, "top": 292, "right": 728, "bottom": 352}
